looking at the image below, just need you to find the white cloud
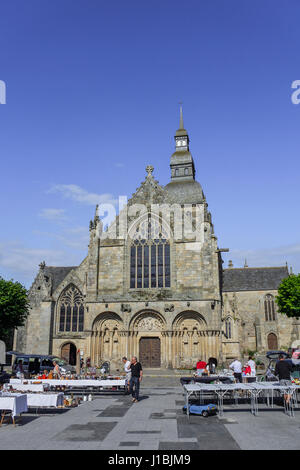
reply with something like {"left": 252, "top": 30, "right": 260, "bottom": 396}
{"left": 0, "top": 241, "right": 68, "bottom": 285}
{"left": 38, "top": 208, "right": 67, "bottom": 222}
{"left": 48, "top": 184, "right": 118, "bottom": 206}
{"left": 33, "top": 226, "right": 89, "bottom": 251}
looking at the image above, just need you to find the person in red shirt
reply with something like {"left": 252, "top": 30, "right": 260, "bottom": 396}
{"left": 196, "top": 360, "right": 207, "bottom": 376}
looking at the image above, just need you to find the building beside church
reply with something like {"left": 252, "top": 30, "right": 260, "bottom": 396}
{"left": 14, "top": 110, "right": 298, "bottom": 369}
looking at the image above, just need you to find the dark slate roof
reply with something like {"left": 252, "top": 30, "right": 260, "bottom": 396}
{"left": 222, "top": 266, "right": 289, "bottom": 292}
{"left": 164, "top": 179, "right": 204, "bottom": 204}
{"left": 44, "top": 266, "right": 77, "bottom": 293}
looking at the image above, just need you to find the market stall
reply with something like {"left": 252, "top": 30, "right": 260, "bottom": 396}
{"left": 0, "top": 393, "right": 28, "bottom": 426}
{"left": 183, "top": 382, "right": 300, "bottom": 419}
{"left": 4, "top": 383, "right": 49, "bottom": 392}
{"left": 9, "top": 377, "right": 126, "bottom": 394}
{"left": 26, "top": 392, "right": 64, "bottom": 411}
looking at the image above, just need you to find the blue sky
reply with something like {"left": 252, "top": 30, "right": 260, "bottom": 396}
{"left": 0, "top": 0, "right": 299, "bottom": 287}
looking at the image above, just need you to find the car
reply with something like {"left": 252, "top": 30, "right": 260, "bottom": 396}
{"left": 8, "top": 352, "right": 76, "bottom": 377}
{"left": 183, "top": 404, "right": 218, "bottom": 417}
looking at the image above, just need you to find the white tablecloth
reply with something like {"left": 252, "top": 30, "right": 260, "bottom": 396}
{"left": 10, "top": 378, "right": 126, "bottom": 388}
{"left": 26, "top": 393, "right": 64, "bottom": 408}
{"left": 4, "top": 383, "right": 49, "bottom": 392}
{"left": 0, "top": 394, "right": 28, "bottom": 417}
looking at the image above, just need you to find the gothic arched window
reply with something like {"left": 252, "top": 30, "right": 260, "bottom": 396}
{"left": 129, "top": 214, "right": 171, "bottom": 289}
{"left": 264, "top": 294, "right": 276, "bottom": 322}
{"left": 58, "top": 285, "right": 84, "bottom": 332}
{"left": 225, "top": 318, "right": 232, "bottom": 339}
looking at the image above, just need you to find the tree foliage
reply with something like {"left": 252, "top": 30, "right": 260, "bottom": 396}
{"left": 0, "top": 277, "right": 30, "bottom": 342}
{"left": 276, "top": 274, "right": 300, "bottom": 318}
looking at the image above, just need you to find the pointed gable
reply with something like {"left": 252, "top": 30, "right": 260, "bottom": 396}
{"left": 127, "top": 165, "right": 169, "bottom": 206}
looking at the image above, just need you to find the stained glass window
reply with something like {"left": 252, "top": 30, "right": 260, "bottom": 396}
{"left": 130, "top": 238, "right": 171, "bottom": 289}
{"left": 264, "top": 294, "right": 276, "bottom": 321}
{"left": 58, "top": 284, "right": 84, "bottom": 332}
{"left": 129, "top": 214, "right": 171, "bottom": 289}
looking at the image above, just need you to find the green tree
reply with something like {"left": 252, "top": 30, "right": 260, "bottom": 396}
{"left": 0, "top": 277, "right": 30, "bottom": 343}
{"left": 276, "top": 274, "right": 300, "bottom": 318}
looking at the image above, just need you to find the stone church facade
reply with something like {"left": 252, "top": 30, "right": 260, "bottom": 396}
{"left": 14, "top": 111, "right": 298, "bottom": 368}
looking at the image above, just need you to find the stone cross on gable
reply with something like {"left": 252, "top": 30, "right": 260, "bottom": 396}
{"left": 146, "top": 165, "right": 154, "bottom": 176}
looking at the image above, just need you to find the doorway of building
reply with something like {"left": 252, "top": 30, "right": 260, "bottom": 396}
{"left": 61, "top": 342, "right": 77, "bottom": 365}
{"left": 267, "top": 333, "right": 278, "bottom": 350}
{"left": 139, "top": 337, "right": 161, "bottom": 368}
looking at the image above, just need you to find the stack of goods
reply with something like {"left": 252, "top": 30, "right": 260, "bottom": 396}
{"left": 63, "top": 395, "right": 82, "bottom": 407}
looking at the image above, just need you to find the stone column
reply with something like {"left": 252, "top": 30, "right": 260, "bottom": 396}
{"left": 90, "top": 331, "right": 95, "bottom": 365}
{"left": 168, "top": 331, "right": 173, "bottom": 368}
{"left": 254, "top": 316, "right": 262, "bottom": 352}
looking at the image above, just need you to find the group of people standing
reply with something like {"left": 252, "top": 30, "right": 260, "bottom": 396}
{"left": 229, "top": 356, "right": 256, "bottom": 383}
{"left": 122, "top": 356, "right": 143, "bottom": 403}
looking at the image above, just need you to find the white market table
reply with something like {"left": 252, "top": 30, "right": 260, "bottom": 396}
{"left": 10, "top": 378, "right": 126, "bottom": 392}
{"left": 26, "top": 392, "right": 64, "bottom": 411}
{"left": 4, "top": 383, "right": 49, "bottom": 392}
{"left": 183, "top": 382, "right": 300, "bottom": 419}
{"left": 0, "top": 393, "right": 28, "bottom": 426}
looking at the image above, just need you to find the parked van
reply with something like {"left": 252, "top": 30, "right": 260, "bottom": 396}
{"left": 10, "top": 353, "right": 76, "bottom": 377}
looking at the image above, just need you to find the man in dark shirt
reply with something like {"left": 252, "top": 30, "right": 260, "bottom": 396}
{"left": 130, "top": 356, "right": 143, "bottom": 403}
{"left": 275, "top": 354, "right": 293, "bottom": 404}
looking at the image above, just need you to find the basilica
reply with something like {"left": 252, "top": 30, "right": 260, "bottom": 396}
{"left": 14, "top": 110, "right": 298, "bottom": 369}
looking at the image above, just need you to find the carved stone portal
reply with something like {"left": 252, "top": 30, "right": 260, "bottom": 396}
{"left": 134, "top": 315, "right": 164, "bottom": 331}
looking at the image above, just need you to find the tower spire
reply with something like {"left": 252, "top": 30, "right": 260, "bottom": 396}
{"left": 169, "top": 106, "right": 195, "bottom": 181}
{"left": 179, "top": 102, "right": 184, "bottom": 129}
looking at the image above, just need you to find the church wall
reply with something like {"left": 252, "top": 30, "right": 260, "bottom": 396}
{"left": 223, "top": 290, "right": 294, "bottom": 356}
{"left": 24, "top": 301, "right": 53, "bottom": 355}
{"left": 98, "top": 243, "right": 124, "bottom": 294}
{"left": 174, "top": 239, "right": 220, "bottom": 300}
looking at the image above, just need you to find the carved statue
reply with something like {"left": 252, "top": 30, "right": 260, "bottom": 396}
{"left": 121, "top": 303, "right": 132, "bottom": 313}
{"left": 164, "top": 304, "right": 174, "bottom": 312}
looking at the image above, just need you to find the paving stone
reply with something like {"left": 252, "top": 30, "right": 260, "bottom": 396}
{"left": 119, "top": 441, "right": 140, "bottom": 446}
{"left": 159, "top": 441, "right": 200, "bottom": 450}
{"left": 127, "top": 430, "right": 161, "bottom": 434}
{"left": 53, "top": 421, "right": 117, "bottom": 441}
{"left": 97, "top": 406, "right": 130, "bottom": 418}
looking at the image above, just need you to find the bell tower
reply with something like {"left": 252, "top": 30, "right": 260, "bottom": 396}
{"left": 170, "top": 105, "right": 195, "bottom": 181}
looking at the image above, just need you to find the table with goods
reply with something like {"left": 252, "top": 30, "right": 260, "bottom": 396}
{"left": 0, "top": 392, "right": 28, "bottom": 426}
{"left": 183, "top": 380, "right": 300, "bottom": 419}
{"left": 9, "top": 373, "right": 127, "bottom": 395}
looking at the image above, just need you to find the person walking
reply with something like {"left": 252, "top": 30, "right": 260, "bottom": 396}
{"left": 275, "top": 354, "right": 293, "bottom": 404}
{"left": 130, "top": 356, "right": 143, "bottom": 403}
{"left": 229, "top": 358, "right": 243, "bottom": 383}
{"left": 122, "top": 356, "right": 131, "bottom": 394}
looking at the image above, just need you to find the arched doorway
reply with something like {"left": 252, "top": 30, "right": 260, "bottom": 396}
{"left": 61, "top": 342, "right": 77, "bottom": 365}
{"left": 139, "top": 337, "right": 161, "bottom": 368}
{"left": 91, "top": 312, "right": 123, "bottom": 368}
{"left": 129, "top": 310, "right": 166, "bottom": 367}
{"left": 172, "top": 311, "right": 207, "bottom": 368}
{"left": 267, "top": 333, "right": 278, "bottom": 350}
